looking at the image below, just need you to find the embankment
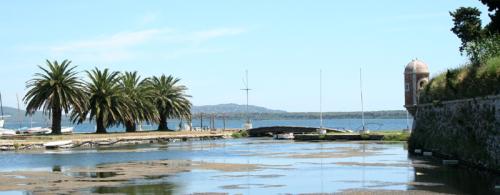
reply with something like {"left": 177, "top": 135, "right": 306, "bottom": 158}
{"left": 409, "top": 95, "right": 500, "bottom": 171}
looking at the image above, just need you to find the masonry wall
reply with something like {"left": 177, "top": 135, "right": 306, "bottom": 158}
{"left": 409, "top": 95, "right": 500, "bottom": 171}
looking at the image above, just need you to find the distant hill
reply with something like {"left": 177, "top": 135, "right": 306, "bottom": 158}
{"left": 0, "top": 106, "right": 62, "bottom": 126}
{"left": 192, "top": 103, "right": 286, "bottom": 113}
{"left": 0, "top": 105, "right": 408, "bottom": 125}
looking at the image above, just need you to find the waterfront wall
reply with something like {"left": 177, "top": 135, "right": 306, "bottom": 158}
{"left": 409, "top": 95, "right": 500, "bottom": 170}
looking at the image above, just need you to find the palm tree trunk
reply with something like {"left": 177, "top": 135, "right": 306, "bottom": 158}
{"left": 125, "top": 121, "right": 136, "bottom": 132}
{"left": 158, "top": 115, "right": 169, "bottom": 131}
{"left": 96, "top": 115, "right": 107, "bottom": 134}
{"left": 51, "top": 106, "right": 62, "bottom": 135}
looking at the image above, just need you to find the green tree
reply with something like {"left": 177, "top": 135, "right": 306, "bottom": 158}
{"left": 450, "top": 7, "right": 483, "bottom": 52}
{"left": 146, "top": 75, "right": 191, "bottom": 131}
{"left": 119, "top": 71, "right": 158, "bottom": 132}
{"left": 480, "top": 0, "right": 500, "bottom": 34}
{"left": 23, "top": 60, "right": 86, "bottom": 135}
{"left": 78, "top": 68, "right": 132, "bottom": 134}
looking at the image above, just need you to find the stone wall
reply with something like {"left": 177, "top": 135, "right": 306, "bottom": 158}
{"left": 409, "top": 95, "right": 500, "bottom": 171}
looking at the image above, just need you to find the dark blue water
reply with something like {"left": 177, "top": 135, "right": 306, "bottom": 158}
{"left": 4, "top": 118, "right": 413, "bottom": 133}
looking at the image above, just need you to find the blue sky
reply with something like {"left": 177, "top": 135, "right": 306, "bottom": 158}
{"left": 0, "top": 1, "right": 492, "bottom": 112}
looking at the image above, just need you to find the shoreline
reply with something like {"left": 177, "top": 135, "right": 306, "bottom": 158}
{"left": 0, "top": 130, "right": 235, "bottom": 151}
{"left": 0, "top": 130, "right": 411, "bottom": 151}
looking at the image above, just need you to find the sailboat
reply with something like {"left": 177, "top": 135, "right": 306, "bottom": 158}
{"left": 0, "top": 92, "right": 4, "bottom": 129}
{"left": 359, "top": 68, "right": 370, "bottom": 134}
{"left": 241, "top": 70, "right": 253, "bottom": 130}
{"left": 0, "top": 92, "right": 16, "bottom": 136}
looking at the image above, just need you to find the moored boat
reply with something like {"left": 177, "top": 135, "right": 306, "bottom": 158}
{"left": 24, "top": 127, "right": 51, "bottom": 135}
{"left": 0, "top": 128, "right": 16, "bottom": 136}
{"left": 274, "top": 133, "right": 294, "bottom": 140}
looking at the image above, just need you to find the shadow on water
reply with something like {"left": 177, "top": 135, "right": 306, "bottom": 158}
{"left": 91, "top": 183, "right": 177, "bottom": 194}
{"left": 409, "top": 155, "right": 500, "bottom": 194}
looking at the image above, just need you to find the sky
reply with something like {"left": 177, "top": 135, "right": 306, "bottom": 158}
{"left": 0, "top": 1, "right": 492, "bottom": 112}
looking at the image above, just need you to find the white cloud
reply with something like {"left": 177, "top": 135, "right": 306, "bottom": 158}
{"left": 38, "top": 27, "right": 247, "bottom": 62}
{"left": 50, "top": 28, "right": 171, "bottom": 53}
{"left": 190, "top": 28, "right": 247, "bottom": 42}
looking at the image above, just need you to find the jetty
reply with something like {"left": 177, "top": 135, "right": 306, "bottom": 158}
{"left": 0, "top": 130, "right": 234, "bottom": 150}
{"left": 247, "top": 126, "right": 348, "bottom": 137}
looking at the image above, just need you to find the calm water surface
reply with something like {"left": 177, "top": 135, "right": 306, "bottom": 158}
{"left": 0, "top": 138, "right": 498, "bottom": 194}
{"left": 4, "top": 118, "right": 412, "bottom": 133}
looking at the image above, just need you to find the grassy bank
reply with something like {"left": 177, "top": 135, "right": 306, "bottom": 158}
{"left": 293, "top": 130, "right": 410, "bottom": 142}
{"left": 231, "top": 130, "right": 249, "bottom": 138}
{"left": 420, "top": 55, "right": 500, "bottom": 103}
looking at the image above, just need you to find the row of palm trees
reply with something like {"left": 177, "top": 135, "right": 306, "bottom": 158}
{"left": 23, "top": 60, "right": 192, "bottom": 134}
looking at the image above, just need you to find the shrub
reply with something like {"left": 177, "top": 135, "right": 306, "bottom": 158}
{"left": 382, "top": 132, "right": 410, "bottom": 141}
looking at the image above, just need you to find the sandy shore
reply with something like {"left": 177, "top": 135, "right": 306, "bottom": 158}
{"left": 0, "top": 159, "right": 262, "bottom": 194}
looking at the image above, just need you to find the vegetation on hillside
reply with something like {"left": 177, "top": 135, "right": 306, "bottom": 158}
{"left": 420, "top": 1, "right": 500, "bottom": 103}
{"left": 24, "top": 60, "right": 191, "bottom": 134}
{"left": 191, "top": 110, "right": 409, "bottom": 120}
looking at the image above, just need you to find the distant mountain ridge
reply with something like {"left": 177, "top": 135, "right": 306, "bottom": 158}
{"left": 192, "top": 103, "right": 286, "bottom": 113}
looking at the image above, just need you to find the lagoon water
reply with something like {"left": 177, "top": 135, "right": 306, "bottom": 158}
{"left": 0, "top": 138, "right": 498, "bottom": 194}
{"left": 5, "top": 118, "right": 412, "bottom": 133}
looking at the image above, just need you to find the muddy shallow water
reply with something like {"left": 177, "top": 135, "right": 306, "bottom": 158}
{"left": 0, "top": 138, "right": 498, "bottom": 194}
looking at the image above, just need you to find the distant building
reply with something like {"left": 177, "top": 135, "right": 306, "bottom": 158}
{"left": 404, "top": 59, "right": 430, "bottom": 116}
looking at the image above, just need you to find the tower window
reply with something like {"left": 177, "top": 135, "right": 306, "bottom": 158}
{"left": 418, "top": 79, "right": 428, "bottom": 90}
{"left": 405, "top": 83, "right": 410, "bottom": 92}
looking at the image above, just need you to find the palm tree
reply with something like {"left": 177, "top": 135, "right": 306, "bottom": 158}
{"left": 77, "top": 68, "right": 131, "bottom": 134}
{"left": 146, "top": 75, "right": 191, "bottom": 131}
{"left": 119, "top": 71, "right": 158, "bottom": 132}
{"left": 23, "top": 60, "right": 86, "bottom": 135}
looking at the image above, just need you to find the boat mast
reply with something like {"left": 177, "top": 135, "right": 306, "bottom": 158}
{"left": 16, "top": 93, "right": 21, "bottom": 129}
{"left": 360, "top": 68, "right": 366, "bottom": 131}
{"left": 320, "top": 69, "right": 323, "bottom": 130}
{"left": 241, "top": 70, "right": 251, "bottom": 124}
{"left": 0, "top": 92, "right": 4, "bottom": 120}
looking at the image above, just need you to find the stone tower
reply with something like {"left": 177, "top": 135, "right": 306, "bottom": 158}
{"left": 404, "top": 59, "right": 429, "bottom": 116}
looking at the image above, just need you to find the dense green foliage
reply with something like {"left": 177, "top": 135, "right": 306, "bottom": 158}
{"left": 450, "top": 1, "right": 499, "bottom": 52}
{"left": 420, "top": 55, "right": 500, "bottom": 103}
{"left": 450, "top": 7, "right": 483, "bottom": 52}
{"left": 231, "top": 130, "right": 249, "bottom": 138}
{"left": 23, "top": 60, "right": 86, "bottom": 135}
{"left": 421, "top": 1, "right": 500, "bottom": 103}
{"left": 26, "top": 60, "right": 191, "bottom": 134}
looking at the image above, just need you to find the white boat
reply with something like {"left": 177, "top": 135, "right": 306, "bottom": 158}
{"left": 0, "top": 128, "right": 16, "bottom": 136}
{"left": 0, "top": 119, "right": 4, "bottom": 129}
{"left": 24, "top": 126, "right": 74, "bottom": 135}
{"left": 45, "top": 127, "right": 74, "bottom": 134}
{"left": 274, "top": 133, "right": 294, "bottom": 140}
{"left": 43, "top": 140, "right": 73, "bottom": 149}
{"left": 61, "top": 127, "right": 74, "bottom": 134}
{"left": 25, "top": 127, "right": 51, "bottom": 135}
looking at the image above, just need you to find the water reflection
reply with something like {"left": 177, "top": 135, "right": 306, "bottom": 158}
{"left": 0, "top": 138, "right": 498, "bottom": 194}
{"left": 411, "top": 157, "right": 500, "bottom": 194}
{"left": 92, "top": 183, "right": 176, "bottom": 194}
